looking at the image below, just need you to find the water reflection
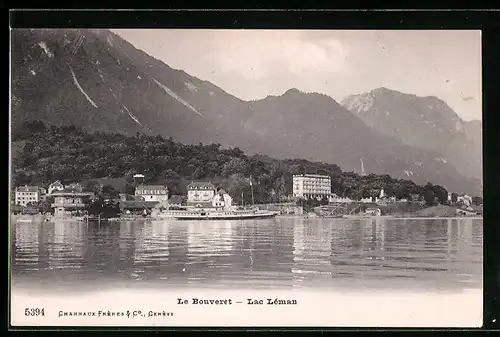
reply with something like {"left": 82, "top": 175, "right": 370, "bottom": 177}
{"left": 47, "top": 221, "right": 86, "bottom": 271}
{"left": 13, "top": 223, "right": 40, "bottom": 270}
{"left": 293, "top": 219, "right": 332, "bottom": 285}
{"left": 130, "top": 221, "right": 171, "bottom": 280}
{"left": 11, "top": 218, "right": 483, "bottom": 291}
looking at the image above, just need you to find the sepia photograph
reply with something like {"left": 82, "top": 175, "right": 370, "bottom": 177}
{"left": 9, "top": 27, "right": 483, "bottom": 327}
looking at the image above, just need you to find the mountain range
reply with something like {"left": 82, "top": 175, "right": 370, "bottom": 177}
{"left": 341, "top": 88, "right": 482, "bottom": 181}
{"left": 10, "top": 29, "right": 482, "bottom": 196}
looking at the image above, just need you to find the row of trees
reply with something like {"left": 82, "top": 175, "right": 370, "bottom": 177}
{"left": 11, "top": 121, "right": 475, "bottom": 207}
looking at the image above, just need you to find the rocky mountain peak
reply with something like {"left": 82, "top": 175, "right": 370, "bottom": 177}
{"left": 342, "top": 87, "right": 482, "bottom": 181}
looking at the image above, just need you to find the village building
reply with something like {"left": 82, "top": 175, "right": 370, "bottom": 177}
{"left": 292, "top": 174, "right": 332, "bottom": 200}
{"left": 66, "top": 182, "right": 83, "bottom": 192}
{"left": 135, "top": 185, "right": 169, "bottom": 202}
{"left": 329, "top": 194, "right": 354, "bottom": 204}
{"left": 39, "top": 188, "right": 47, "bottom": 201}
{"left": 456, "top": 206, "right": 478, "bottom": 216}
{"left": 50, "top": 188, "right": 94, "bottom": 216}
{"left": 14, "top": 185, "right": 44, "bottom": 206}
{"left": 212, "top": 189, "right": 233, "bottom": 210}
{"left": 280, "top": 194, "right": 298, "bottom": 203}
{"left": 375, "top": 188, "right": 397, "bottom": 205}
{"left": 187, "top": 181, "right": 217, "bottom": 207}
{"left": 364, "top": 207, "right": 382, "bottom": 216}
{"left": 48, "top": 180, "right": 65, "bottom": 194}
{"left": 119, "top": 196, "right": 159, "bottom": 215}
{"left": 457, "top": 194, "right": 473, "bottom": 206}
{"left": 119, "top": 193, "right": 135, "bottom": 202}
{"left": 11, "top": 203, "right": 37, "bottom": 215}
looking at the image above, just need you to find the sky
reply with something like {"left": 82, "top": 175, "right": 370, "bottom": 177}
{"left": 112, "top": 29, "right": 482, "bottom": 121}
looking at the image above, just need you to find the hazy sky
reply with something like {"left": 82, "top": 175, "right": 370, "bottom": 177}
{"left": 113, "top": 29, "right": 482, "bottom": 121}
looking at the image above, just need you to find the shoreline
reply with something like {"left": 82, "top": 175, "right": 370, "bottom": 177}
{"left": 10, "top": 213, "right": 483, "bottom": 223}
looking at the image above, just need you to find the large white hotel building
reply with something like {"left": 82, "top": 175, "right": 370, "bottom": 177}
{"left": 292, "top": 174, "right": 332, "bottom": 199}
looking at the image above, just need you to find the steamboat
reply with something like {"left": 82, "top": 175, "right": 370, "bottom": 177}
{"left": 155, "top": 208, "right": 279, "bottom": 221}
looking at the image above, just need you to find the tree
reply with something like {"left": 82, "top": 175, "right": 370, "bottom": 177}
{"left": 451, "top": 192, "right": 458, "bottom": 204}
{"left": 124, "top": 182, "right": 136, "bottom": 195}
{"left": 273, "top": 176, "right": 286, "bottom": 201}
{"left": 101, "top": 184, "right": 119, "bottom": 200}
{"left": 432, "top": 184, "right": 448, "bottom": 205}
{"left": 221, "top": 157, "right": 247, "bottom": 176}
{"left": 37, "top": 196, "right": 54, "bottom": 214}
{"left": 87, "top": 197, "right": 120, "bottom": 217}
{"left": 192, "top": 166, "right": 206, "bottom": 180}
{"left": 423, "top": 183, "right": 437, "bottom": 206}
{"left": 82, "top": 180, "right": 101, "bottom": 194}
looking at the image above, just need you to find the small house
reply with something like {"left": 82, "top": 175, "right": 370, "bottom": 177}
{"left": 364, "top": 208, "right": 382, "bottom": 216}
{"left": 135, "top": 185, "right": 169, "bottom": 202}
{"left": 51, "top": 188, "right": 95, "bottom": 216}
{"left": 15, "top": 185, "right": 42, "bottom": 206}
{"left": 66, "top": 182, "right": 83, "bottom": 192}
{"left": 120, "top": 193, "right": 139, "bottom": 201}
{"left": 119, "top": 199, "right": 159, "bottom": 215}
{"left": 48, "top": 180, "right": 65, "bottom": 194}
{"left": 212, "top": 189, "right": 233, "bottom": 210}
{"left": 186, "top": 181, "right": 216, "bottom": 207}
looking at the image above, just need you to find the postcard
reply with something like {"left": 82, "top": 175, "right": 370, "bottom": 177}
{"left": 9, "top": 24, "right": 483, "bottom": 327}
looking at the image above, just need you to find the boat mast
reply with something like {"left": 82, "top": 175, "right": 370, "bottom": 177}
{"left": 250, "top": 176, "right": 255, "bottom": 206}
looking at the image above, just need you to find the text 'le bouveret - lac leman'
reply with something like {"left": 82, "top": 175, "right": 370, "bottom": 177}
{"left": 177, "top": 298, "right": 298, "bottom": 305}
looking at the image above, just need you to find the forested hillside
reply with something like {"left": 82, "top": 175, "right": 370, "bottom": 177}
{"left": 11, "top": 121, "right": 465, "bottom": 206}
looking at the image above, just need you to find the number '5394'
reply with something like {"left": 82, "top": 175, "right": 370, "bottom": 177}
{"left": 25, "top": 308, "right": 45, "bottom": 316}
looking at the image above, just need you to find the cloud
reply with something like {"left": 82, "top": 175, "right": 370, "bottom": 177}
{"left": 204, "top": 30, "right": 349, "bottom": 79}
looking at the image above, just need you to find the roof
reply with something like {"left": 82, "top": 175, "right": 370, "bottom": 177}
{"left": 49, "top": 180, "right": 64, "bottom": 187}
{"left": 119, "top": 193, "right": 136, "bottom": 201}
{"left": 187, "top": 181, "right": 216, "bottom": 189}
{"left": 16, "top": 186, "right": 39, "bottom": 193}
{"left": 217, "top": 189, "right": 228, "bottom": 195}
{"left": 136, "top": 185, "right": 168, "bottom": 190}
{"left": 119, "top": 200, "right": 159, "bottom": 209}
{"left": 51, "top": 188, "right": 95, "bottom": 196}
{"left": 169, "top": 195, "right": 183, "bottom": 204}
{"left": 65, "top": 184, "right": 83, "bottom": 192}
{"left": 293, "top": 174, "right": 331, "bottom": 179}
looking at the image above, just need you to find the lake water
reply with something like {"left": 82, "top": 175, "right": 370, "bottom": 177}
{"left": 11, "top": 217, "right": 482, "bottom": 293}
